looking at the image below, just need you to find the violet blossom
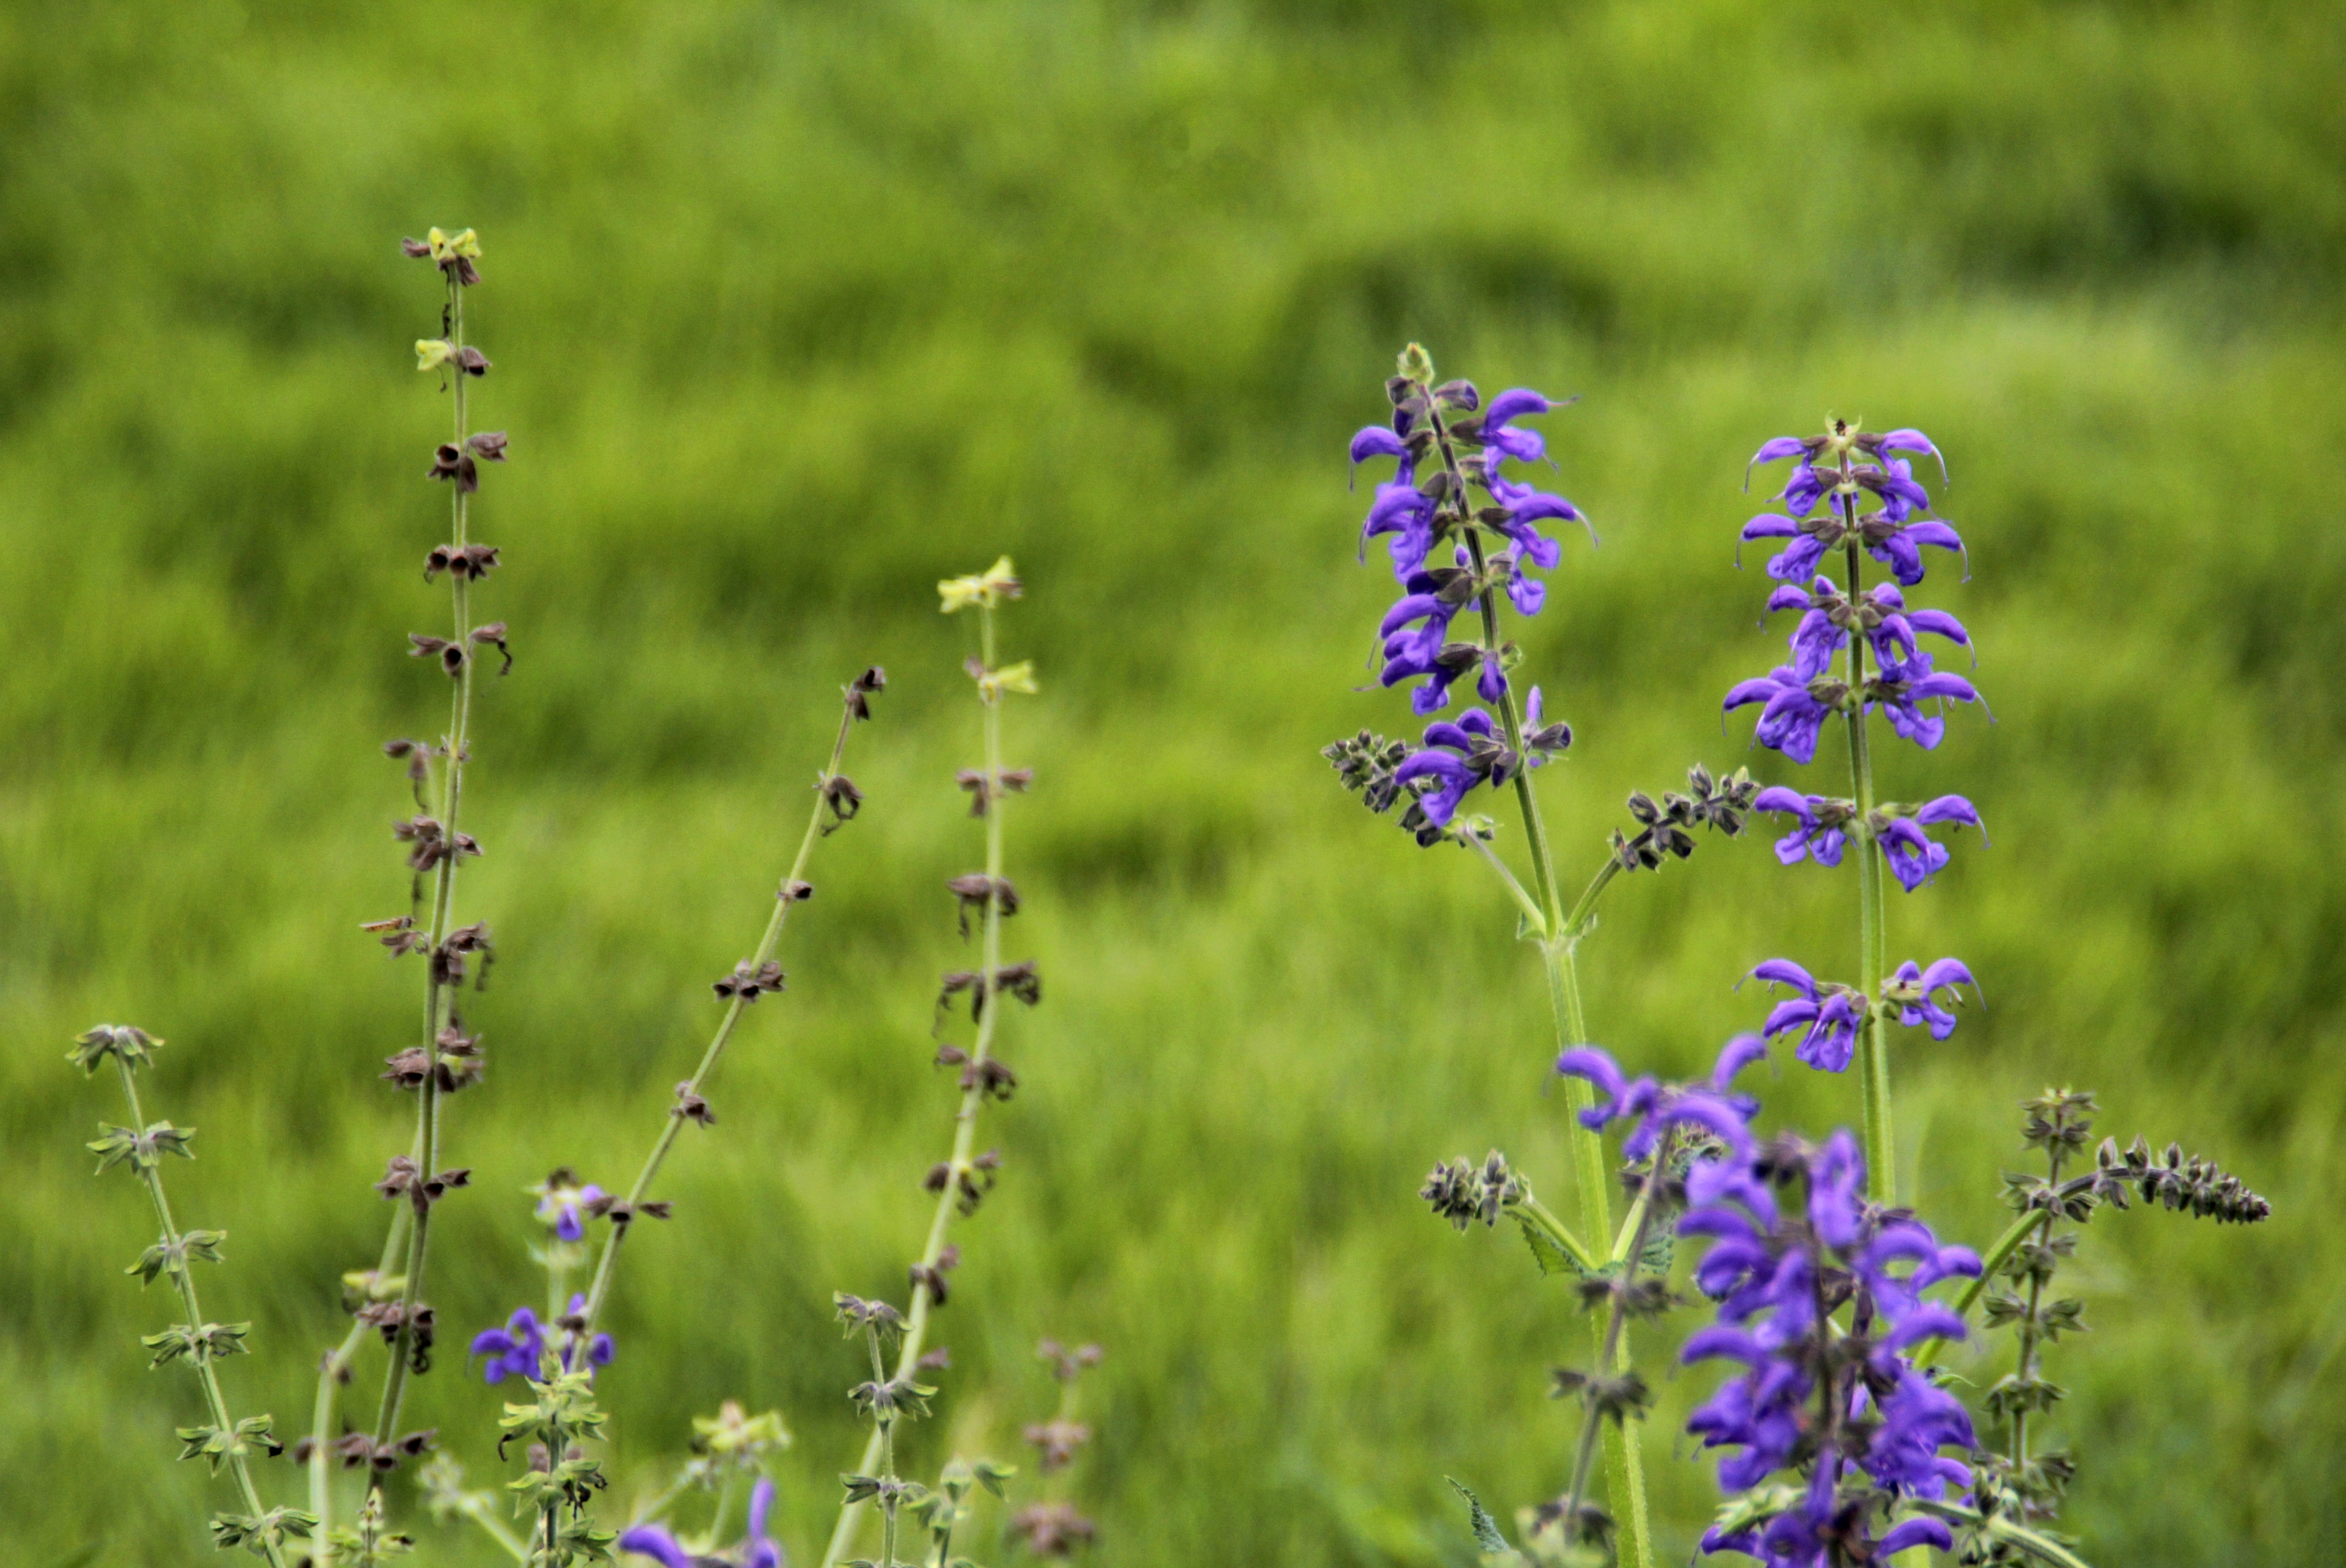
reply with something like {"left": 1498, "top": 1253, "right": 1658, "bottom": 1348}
{"left": 1881, "top": 958, "right": 1978, "bottom": 1039}
{"left": 1677, "top": 1130, "right": 1982, "bottom": 1565}
{"left": 1880, "top": 796, "right": 1985, "bottom": 891}
{"left": 1744, "top": 960, "right": 1866, "bottom": 1074}
{"left": 1749, "top": 788, "right": 1856, "bottom": 867}
{"left": 618, "top": 1477, "right": 781, "bottom": 1568}
{"left": 1723, "top": 666, "right": 1839, "bottom": 766}
{"left": 469, "top": 1293, "right": 614, "bottom": 1384}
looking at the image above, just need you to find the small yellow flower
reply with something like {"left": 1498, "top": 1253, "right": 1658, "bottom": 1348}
{"left": 415, "top": 338, "right": 455, "bottom": 372}
{"left": 939, "top": 555, "right": 1022, "bottom": 613}
{"left": 426, "top": 226, "right": 482, "bottom": 264}
{"left": 972, "top": 659, "right": 1039, "bottom": 704}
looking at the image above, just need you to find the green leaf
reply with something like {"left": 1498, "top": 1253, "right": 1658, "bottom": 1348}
{"left": 1514, "top": 1214, "right": 1594, "bottom": 1279}
{"left": 1445, "top": 1477, "right": 1513, "bottom": 1557}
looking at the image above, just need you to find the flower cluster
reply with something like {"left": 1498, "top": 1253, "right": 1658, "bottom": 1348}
{"left": 469, "top": 1296, "right": 615, "bottom": 1385}
{"left": 1350, "top": 346, "right": 1588, "bottom": 714}
{"left": 1727, "top": 421, "right": 1982, "bottom": 785}
{"left": 1742, "top": 956, "right": 1978, "bottom": 1072}
{"left": 1677, "top": 1130, "right": 1982, "bottom": 1564}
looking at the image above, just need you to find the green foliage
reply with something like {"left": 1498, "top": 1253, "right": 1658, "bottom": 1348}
{"left": 6, "top": 2, "right": 2345, "bottom": 1566}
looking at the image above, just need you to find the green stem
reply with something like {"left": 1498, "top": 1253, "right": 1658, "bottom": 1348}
{"left": 822, "top": 602, "right": 1014, "bottom": 1568}
{"left": 576, "top": 699, "right": 862, "bottom": 1339}
{"left": 372, "top": 266, "right": 478, "bottom": 1477}
{"left": 1905, "top": 1208, "right": 2040, "bottom": 1370}
{"left": 1841, "top": 505, "right": 1893, "bottom": 1204}
{"left": 310, "top": 1197, "right": 413, "bottom": 1556}
{"left": 457, "top": 1496, "right": 533, "bottom": 1563}
{"left": 1428, "top": 401, "right": 1646, "bottom": 1568}
{"left": 2008, "top": 1148, "right": 2066, "bottom": 1471}
{"left": 1512, "top": 1194, "right": 1601, "bottom": 1276}
{"left": 112, "top": 1057, "right": 290, "bottom": 1568}
{"left": 1560, "top": 1127, "right": 1677, "bottom": 1540}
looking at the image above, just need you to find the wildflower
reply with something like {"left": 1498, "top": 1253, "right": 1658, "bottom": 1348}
{"left": 939, "top": 555, "right": 1021, "bottom": 613}
{"left": 1762, "top": 579, "right": 1971, "bottom": 682}
{"left": 1879, "top": 796, "right": 1985, "bottom": 891}
{"left": 1749, "top": 788, "right": 1857, "bottom": 867}
{"left": 1742, "top": 960, "right": 1866, "bottom": 1074}
{"left": 1392, "top": 709, "right": 1516, "bottom": 828}
{"left": 617, "top": 1476, "right": 780, "bottom": 1568}
{"left": 531, "top": 1169, "right": 608, "bottom": 1242}
{"left": 468, "top": 1296, "right": 614, "bottom": 1385}
{"left": 1555, "top": 1036, "right": 1768, "bottom": 1163}
{"left": 1880, "top": 958, "right": 1978, "bottom": 1040}
{"left": 1677, "top": 1130, "right": 1982, "bottom": 1560}
{"left": 1722, "top": 666, "right": 1844, "bottom": 766}
{"left": 1010, "top": 1501, "right": 1097, "bottom": 1556}
{"left": 424, "top": 431, "right": 507, "bottom": 493}
{"left": 401, "top": 226, "right": 483, "bottom": 286}
{"left": 1869, "top": 666, "right": 1984, "bottom": 751}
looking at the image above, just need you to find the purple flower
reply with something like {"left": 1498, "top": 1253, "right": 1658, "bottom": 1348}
{"left": 1879, "top": 796, "right": 1985, "bottom": 891}
{"left": 1744, "top": 960, "right": 1866, "bottom": 1073}
{"left": 1483, "top": 388, "right": 1556, "bottom": 464}
{"left": 1360, "top": 476, "right": 1434, "bottom": 579}
{"left": 1678, "top": 1131, "right": 1983, "bottom": 1559}
{"left": 535, "top": 1174, "right": 609, "bottom": 1242}
{"left": 1724, "top": 666, "right": 1839, "bottom": 765}
{"left": 1377, "top": 573, "right": 1464, "bottom": 673}
{"left": 1870, "top": 667, "right": 1983, "bottom": 751}
{"left": 1749, "top": 788, "right": 1855, "bottom": 867}
{"left": 470, "top": 1294, "right": 614, "bottom": 1386}
{"left": 622, "top": 1478, "right": 780, "bottom": 1568}
{"left": 1555, "top": 1037, "right": 1767, "bottom": 1164}
{"left": 1761, "top": 579, "right": 1971, "bottom": 685}
{"left": 1393, "top": 709, "right": 1520, "bottom": 827}
{"left": 1868, "top": 516, "right": 1966, "bottom": 587}
{"left": 1883, "top": 957, "right": 1977, "bottom": 1040}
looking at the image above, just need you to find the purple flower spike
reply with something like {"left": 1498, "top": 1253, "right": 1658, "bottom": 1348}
{"left": 616, "top": 1525, "right": 695, "bottom": 1568}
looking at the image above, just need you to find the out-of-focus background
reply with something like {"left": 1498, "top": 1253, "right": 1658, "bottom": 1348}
{"left": 4, "top": 1, "right": 2342, "bottom": 1562}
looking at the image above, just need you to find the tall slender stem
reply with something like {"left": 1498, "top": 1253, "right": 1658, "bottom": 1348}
{"left": 311, "top": 1199, "right": 412, "bottom": 1548}
{"left": 372, "top": 267, "right": 478, "bottom": 1470}
{"left": 1839, "top": 481, "right": 1893, "bottom": 1204}
{"left": 822, "top": 603, "right": 1013, "bottom": 1568}
{"left": 1427, "top": 405, "right": 1647, "bottom": 1568}
{"left": 2008, "top": 1148, "right": 2064, "bottom": 1471}
{"left": 113, "top": 1057, "right": 290, "bottom": 1568}
{"left": 576, "top": 703, "right": 862, "bottom": 1339}
{"left": 1559, "top": 1127, "right": 1677, "bottom": 1542}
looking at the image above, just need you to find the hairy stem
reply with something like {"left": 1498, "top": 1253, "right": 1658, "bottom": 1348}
{"left": 576, "top": 700, "right": 863, "bottom": 1339}
{"left": 1561, "top": 1127, "right": 1677, "bottom": 1538}
{"left": 113, "top": 1057, "right": 290, "bottom": 1568}
{"left": 2009, "top": 1147, "right": 2066, "bottom": 1470}
{"left": 822, "top": 603, "right": 1013, "bottom": 1568}
{"left": 311, "top": 1199, "right": 412, "bottom": 1551}
{"left": 1430, "top": 406, "right": 1646, "bottom": 1568}
{"left": 372, "top": 266, "right": 478, "bottom": 1476}
{"left": 1840, "top": 491, "right": 1892, "bottom": 1204}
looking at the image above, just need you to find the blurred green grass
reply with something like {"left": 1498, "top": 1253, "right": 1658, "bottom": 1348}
{"left": 4, "top": 0, "right": 2344, "bottom": 1562}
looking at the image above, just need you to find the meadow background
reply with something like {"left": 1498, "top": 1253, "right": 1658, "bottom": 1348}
{"left": 4, "top": 1, "right": 2343, "bottom": 1563}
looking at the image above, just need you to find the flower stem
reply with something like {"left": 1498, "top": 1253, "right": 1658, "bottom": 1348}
{"left": 111, "top": 1056, "right": 290, "bottom": 1568}
{"left": 2008, "top": 1146, "right": 2066, "bottom": 1470}
{"left": 372, "top": 266, "right": 478, "bottom": 1477}
{"left": 310, "top": 1197, "right": 412, "bottom": 1557}
{"left": 821, "top": 602, "right": 1015, "bottom": 1568}
{"left": 576, "top": 699, "right": 865, "bottom": 1340}
{"left": 1431, "top": 407, "right": 1646, "bottom": 1568}
{"left": 1559, "top": 1127, "right": 1677, "bottom": 1543}
{"left": 1840, "top": 501, "right": 1893, "bottom": 1204}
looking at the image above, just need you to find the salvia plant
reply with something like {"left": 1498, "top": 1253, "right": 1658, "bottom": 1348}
{"left": 1331, "top": 345, "right": 2271, "bottom": 1568}
{"left": 73, "top": 235, "right": 1103, "bottom": 1568}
